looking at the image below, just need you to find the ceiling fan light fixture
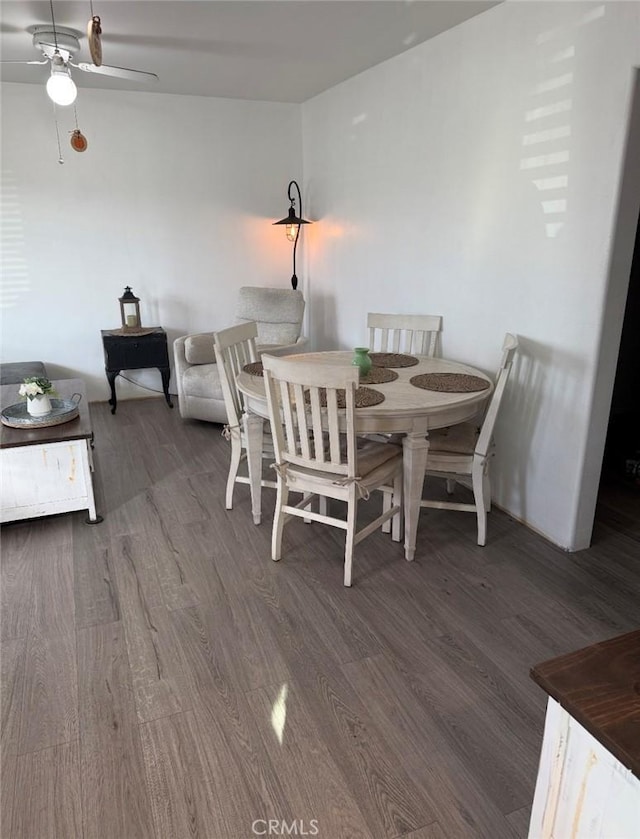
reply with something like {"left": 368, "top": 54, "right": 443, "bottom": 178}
{"left": 46, "top": 60, "right": 77, "bottom": 106}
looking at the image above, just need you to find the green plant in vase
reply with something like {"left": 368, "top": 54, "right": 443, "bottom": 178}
{"left": 352, "top": 348, "right": 372, "bottom": 379}
{"left": 19, "top": 376, "right": 57, "bottom": 417}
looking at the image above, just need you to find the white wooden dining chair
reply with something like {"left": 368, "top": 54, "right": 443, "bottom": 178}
{"left": 367, "top": 313, "right": 443, "bottom": 357}
{"left": 419, "top": 333, "right": 519, "bottom": 546}
{"left": 262, "top": 354, "right": 403, "bottom": 586}
{"left": 214, "top": 321, "right": 277, "bottom": 511}
{"left": 364, "top": 312, "right": 444, "bottom": 450}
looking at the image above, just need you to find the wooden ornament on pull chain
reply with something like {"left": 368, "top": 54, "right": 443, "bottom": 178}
{"left": 87, "top": 15, "right": 102, "bottom": 66}
{"left": 70, "top": 129, "right": 88, "bottom": 152}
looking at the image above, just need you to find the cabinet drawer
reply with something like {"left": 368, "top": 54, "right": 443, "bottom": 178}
{"left": 103, "top": 333, "right": 169, "bottom": 370}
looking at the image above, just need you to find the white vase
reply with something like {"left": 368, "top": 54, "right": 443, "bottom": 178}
{"left": 27, "top": 393, "right": 52, "bottom": 417}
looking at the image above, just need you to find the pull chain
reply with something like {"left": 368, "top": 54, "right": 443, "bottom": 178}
{"left": 53, "top": 103, "right": 64, "bottom": 164}
{"left": 49, "top": 0, "right": 59, "bottom": 50}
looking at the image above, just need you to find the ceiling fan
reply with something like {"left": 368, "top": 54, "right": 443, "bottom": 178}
{"left": 3, "top": 22, "right": 158, "bottom": 106}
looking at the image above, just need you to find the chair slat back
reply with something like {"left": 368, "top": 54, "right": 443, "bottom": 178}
{"left": 367, "top": 313, "right": 443, "bottom": 356}
{"left": 476, "top": 333, "right": 519, "bottom": 457}
{"left": 497, "top": 332, "right": 519, "bottom": 378}
{"left": 262, "top": 354, "right": 358, "bottom": 477}
{"left": 214, "top": 322, "right": 259, "bottom": 427}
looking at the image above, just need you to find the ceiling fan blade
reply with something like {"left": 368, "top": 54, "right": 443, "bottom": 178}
{"left": 0, "top": 59, "right": 48, "bottom": 65}
{"left": 0, "top": 23, "right": 24, "bottom": 34}
{"left": 75, "top": 62, "right": 158, "bottom": 82}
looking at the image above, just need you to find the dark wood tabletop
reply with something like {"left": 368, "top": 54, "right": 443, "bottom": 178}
{"left": 531, "top": 630, "right": 640, "bottom": 778}
{"left": 1, "top": 378, "right": 92, "bottom": 449}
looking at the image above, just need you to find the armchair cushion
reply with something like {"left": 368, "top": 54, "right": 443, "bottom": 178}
{"left": 255, "top": 322, "right": 300, "bottom": 346}
{"left": 184, "top": 333, "right": 217, "bottom": 365}
{"left": 174, "top": 287, "right": 306, "bottom": 425}
{"left": 235, "top": 287, "right": 305, "bottom": 347}
{"left": 182, "top": 363, "right": 224, "bottom": 400}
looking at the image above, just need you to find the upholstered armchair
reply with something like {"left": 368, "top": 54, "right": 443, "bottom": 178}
{"left": 174, "top": 286, "right": 307, "bottom": 423}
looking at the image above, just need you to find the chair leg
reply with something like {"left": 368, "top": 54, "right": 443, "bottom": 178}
{"left": 343, "top": 491, "right": 357, "bottom": 587}
{"left": 391, "top": 471, "right": 402, "bottom": 543}
{"left": 300, "top": 494, "right": 326, "bottom": 521}
{"left": 271, "top": 479, "right": 289, "bottom": 561}
{"left": 472, "top": 457, "right": 488, "bottom": 547}
{"left": 382, "top": 489, "right": 391, "bottom": 533}
{"left": 483, "top": 470, "right": 492, "bottom": 513}
{"left": 303, "top": 492, "right": 313, "bottom": 524}
{"left": 225, "top": 434, "right": 242, "bottom": 510}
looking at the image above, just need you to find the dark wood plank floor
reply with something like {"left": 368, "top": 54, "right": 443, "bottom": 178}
{"left": 2, "top": 397, "right": 638, "bottom": 839}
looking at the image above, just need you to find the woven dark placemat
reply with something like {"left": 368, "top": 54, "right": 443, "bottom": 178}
{"left": 305, "top": 386, "right": 385, "bottom": 408}
{"left": 410, "top": 372, "right": 490, "bottom": 393}
{"left": 243, "top": 362, "right": 264, "bottom": 376}
{"left": 359, "top": 366, "right": 399, "bottom": 385}
{"left": 369, "top": 352, "right": 419, "bottom": 368}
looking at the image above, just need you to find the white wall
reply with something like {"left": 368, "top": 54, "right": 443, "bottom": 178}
{"left": 1, "top": 83, "right": 301, "bottom": 401}
{"left": 302, "top": 2, "right": 640, "bottom": 549}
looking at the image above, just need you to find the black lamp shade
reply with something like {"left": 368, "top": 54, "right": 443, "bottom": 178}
{"left": 273, "top": 206, "right": 311, "bottom": 227}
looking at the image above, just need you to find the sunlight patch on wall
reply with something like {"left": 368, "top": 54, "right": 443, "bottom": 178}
{"left": 521, "top": 5, "right": 606, "bottom": 238}
{"left": 522, "top": 126, "right": 571, "bottom": 146}
{"left": 534, "top": 73, "right": 574, "bottom": 95}
{"left": 550, "top": 46, "right": 576, "bottom": 63}
{"left": 525, "top": 99, "right": 573, "bottom": 123}
{"left": 1, "top": 171, "right": 29, "bottom": 310}
{"left": 578, "top": 6, "right": 605, "bottom": 27}
{"left": 520, "top": 151, "right": 570, "bottom": 170}
{"left": 532, "top": 176, "right": 569, "bottom": 192}
{"left": 541, "top": 200, "right": 567, "bottom": 215}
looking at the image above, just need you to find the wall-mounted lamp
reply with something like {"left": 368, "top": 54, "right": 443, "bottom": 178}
{"left": 46, "top": 54, "right": 77, "bottom": 106}
{"left": 273, "top": 179, "right": 311, "bottom": 290}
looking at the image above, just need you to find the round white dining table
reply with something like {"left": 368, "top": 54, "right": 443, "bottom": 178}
{"left": 236, "top": 351, "right": 493, "bottom": 561}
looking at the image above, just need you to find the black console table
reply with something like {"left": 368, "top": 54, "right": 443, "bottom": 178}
{"left": 101, "top": 327, "right": 173, "bottom": 415}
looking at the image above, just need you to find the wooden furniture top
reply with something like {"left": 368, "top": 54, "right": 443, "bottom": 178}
{"left": 101, "top": 326, "right": 165, "bottom": 337}
{"left": 530, "top": 630, "right": 640, "bottom": 779}
{"left": 1, "top": 378, "right": 92, "bottom": 449}
{"left": 238, "top": 352, "right": 492, "bottom": 431}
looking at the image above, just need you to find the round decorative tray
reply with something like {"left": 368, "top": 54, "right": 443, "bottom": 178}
{"left": 1, "top": 396, "right": 82, "bottom": 429}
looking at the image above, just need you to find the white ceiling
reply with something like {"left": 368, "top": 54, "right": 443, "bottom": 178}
{"left": 0, "top": 1, "right": 498, "bottom": 103}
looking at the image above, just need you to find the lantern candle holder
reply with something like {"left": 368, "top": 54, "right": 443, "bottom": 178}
{"left": 119, "top": 286, "right": 141, "bottom": 330}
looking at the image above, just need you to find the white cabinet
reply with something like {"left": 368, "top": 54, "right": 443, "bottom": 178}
{"left": 1, "top": 438, "right": 97, "bottom": 523}
{"left": 0, "top": 379, "right": 99, "bottom": 524}
{"left": 529, "top": 698, "right": 640, "bottom": 839}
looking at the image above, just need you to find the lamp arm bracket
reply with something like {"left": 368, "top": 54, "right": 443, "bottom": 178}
{"left": 287, "top": 179, "right": 302, "bottom": 212}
